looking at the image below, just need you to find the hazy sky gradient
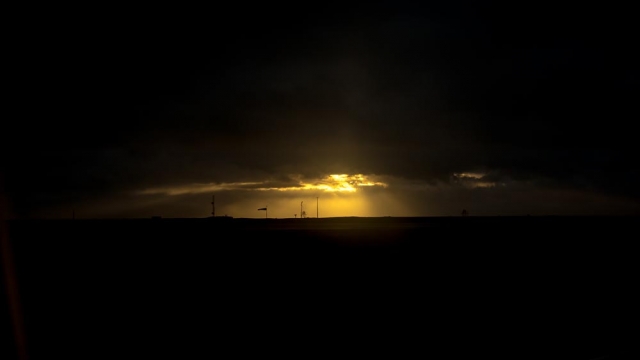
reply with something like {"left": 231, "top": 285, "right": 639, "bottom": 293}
{"left": 3, "top": 2, "right": 639, "bottom": 218}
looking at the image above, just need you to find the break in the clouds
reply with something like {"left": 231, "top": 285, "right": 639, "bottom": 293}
{"left": 451, "top": 173, "right": 500, "bottom": 189}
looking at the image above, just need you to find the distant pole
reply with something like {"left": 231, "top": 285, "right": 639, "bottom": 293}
{"left": 266, "top": 206, "right": 267, "bottom": 219}
{"left": 301, "top": 201, "right": 303, "bottom": 219}
{"left": 211, "top": 195, "right": 215, "bottom": 217}
{"left": 316, "top": 197, "right": 318, "bottom": 218}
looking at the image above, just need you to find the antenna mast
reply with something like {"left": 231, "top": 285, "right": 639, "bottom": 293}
{"left": 211, "top": 195, "right": 215, "bottom": 217}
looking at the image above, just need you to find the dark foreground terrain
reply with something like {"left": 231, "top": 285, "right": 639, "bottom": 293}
{"left": 2, "top": 216, "right": 638, "bottom": 359}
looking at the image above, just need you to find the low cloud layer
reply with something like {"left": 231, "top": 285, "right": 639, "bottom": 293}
{"left": 137, "top": 174, "right": 388, "bottom": 196}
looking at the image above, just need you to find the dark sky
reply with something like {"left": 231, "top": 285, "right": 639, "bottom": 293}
{"left": 3, "top": 2, "right": 639, "bottom": 218}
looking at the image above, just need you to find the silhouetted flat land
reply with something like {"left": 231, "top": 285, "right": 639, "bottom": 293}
{"left": 3, "top": 216, "right": 638, "bottom": 359}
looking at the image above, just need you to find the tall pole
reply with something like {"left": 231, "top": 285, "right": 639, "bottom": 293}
{"left": 316, "top": 197, "right": 318, "bottom": 218}
{"left": 301, "top": 201, "right": 303, "bottom": 219}
{"left": 211, "top": 195, "right": 215, "bottom": 217}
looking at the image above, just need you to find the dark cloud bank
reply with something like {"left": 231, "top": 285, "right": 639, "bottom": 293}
{"left": 3, "top": 2, "right": 639, "bottom": 218}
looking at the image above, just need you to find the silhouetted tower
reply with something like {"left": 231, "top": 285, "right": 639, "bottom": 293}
{"left": 211, "top": 195, "right": 215, "bottom": 217}
{"left": 301, "top": 201, "right": 303, "bottom": 219}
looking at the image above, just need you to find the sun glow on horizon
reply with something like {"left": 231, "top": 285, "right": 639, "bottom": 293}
{"left": 277, "top": 174, "right": 388, "bottom": 193}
